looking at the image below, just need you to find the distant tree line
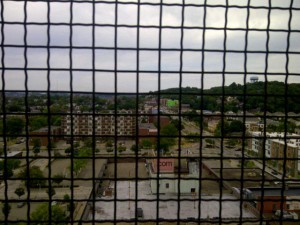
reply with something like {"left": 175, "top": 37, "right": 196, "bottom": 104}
{"left": 156, "top": 81, "right": 300, "bottom": 113}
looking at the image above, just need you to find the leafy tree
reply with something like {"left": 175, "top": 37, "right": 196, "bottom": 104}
{"left": 0, "top": 159, "right": 21, "bottom": 178}
{"left": 63, "top": 194, "right": 74, "bottom": 212}
{"left": 117, "top": 144, "right": 126, "bottom": 153}
{"left": 53, "top": 149, "right": 62, "bottom": 157}
{"left": 46, "top": 187, "right": 56, "bottom": 198}
{"left": 63, "top": 194, "right": 70, "bottom": 202}
{"left": 32, "top": 139, "right": 41, "bottom": 156}
{"left": 185, "top": 132, "right": 200, "bottom": 142}
{"left": 7, "top": 104, "right": 23, "bottom": 113}
{"left": 214, "top": 120, "right": 230, "bottom": 137}
{"left": 267, "top": 121, "right": 298, "bottom": 133}
{"left": 244, "top": 160, "right": 255, "bottom": 168}
{"left": 52, "top": 116, "right": 61, "bottom": 126}
{"left": 73, "top": 141, "right": 80, "bottom": 149}
{"left": 228, "top": 120, "right": 245, "bottom": 133}
{"left": 83, "top": 138, "right": 93, "bottom": 148}
{"left": 52, "top": 174, "right": 64, "bottom": 186}
{"left": 14, "top": 187, "right": 25, "bottom": 199}
{"left": 73, "top": 159, "right": 86, "bottom": 176}
{"left": 130, "top": 144, "right": 139, "bottom": 152}
{"left": 29, "top": 116, "right": 48, "bottom": 131}
{"left": 116, "top": 96, "right": 136, "bottom": 110}
{"left": 65, "top": 147, "right": 71, "bottom": 155}
{"left": 105, "top": 140, "right": 114, "bottom": 153}
{"left": 171, "top": 119, "right": 185, "bottom": 131}
{"left": 18, "top": 166, "right": 46, "bottom": 188}
{"left": 33, "top": 147, "right": 40, "bottom": 156}
{"left": 0, "top": 159, "right": 21, "bottom": 171}
{"left": 105, "top": 140, "right": 113, "bottom": 148}
{"left": 2, "top": 202, "right": 11, "bottom": 218}
{"left": 31, "top": 203, "right": 68, "bottom": 225}
{"left": 47, "top": 142, "right": 56, "bottom": 150}
{"left": 160, "top": 124, "right": 178, "bottom": 151}
{"left": 215, "top": 120, "right": 245, "bottom": 137}
{"left": 161, "top": 124, "right": 178, "bottom": 136}
{"left": 141, "top": 139, "right": 153, "bottom": 149}
{"left": 69, "top": 147, "right": 92, "bottom": 176}
{"left": 6, "top": 117, "right": 24, "bottom": 136}
{"left": 226, "top": 138, "right": 239, "bottom": 147}
{"left": 106, "top": 147, "right": 113, "bottom": 153}
{"left": 205, "top": 138, "right": 215, "bottom": 148}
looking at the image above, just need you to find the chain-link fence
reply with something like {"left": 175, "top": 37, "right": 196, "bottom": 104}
{"left": 0, "top": 0, "right": 300, "bottom": 224}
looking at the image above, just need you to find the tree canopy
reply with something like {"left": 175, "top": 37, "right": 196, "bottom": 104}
{"left": 5, "top": 117, "right": 24, "bottom": 136}
{"left": 214, "top": 120, "right": 245, "bottom": 136}
{"left": 18, "top": 166, "right": 46, "bottom": 188}
{"left": 156, "top": 81, "right": 300, "bottom": 113}
{"left": 15, "top": 187, "right": 25, "bottom": 199}
{"left": 159, "top": 124, "right": 178, "bottom": 151}
{"left": 0, "top": 159, "right": 21, "bottom": 178}
{"left": 31, "top": 203, "right": 68, "bottom": 225}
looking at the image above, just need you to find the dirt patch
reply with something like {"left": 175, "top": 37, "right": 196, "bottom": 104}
{"left": 105, "top": 162, "right": 149, "bottom": 179}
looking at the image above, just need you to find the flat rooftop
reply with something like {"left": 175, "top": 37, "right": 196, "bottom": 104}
{"left": 139, "top": 123, "right": 157, "bottom": 130}
{"left": 91, "top": 181, "right": 256, "bottom": 221}
{"left": 249, "top": 187, "right": 300, "bottom": 197}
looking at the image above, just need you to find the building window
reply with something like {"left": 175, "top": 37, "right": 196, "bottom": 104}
{"left": 166, "top": 183, "right": 169, "bottom": 189}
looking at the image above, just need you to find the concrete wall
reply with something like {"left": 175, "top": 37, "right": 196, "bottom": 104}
{"left": 81, "top": 159, "right": 108, "bottom": 221}
{"left": 150, "top": 175, "right": 199, "bottom": 194}
{"left": 256, "top": 196, "right": 287, "bottom": 213}
{"left": 149, "top": 161, "right": 199, "bottom": 195}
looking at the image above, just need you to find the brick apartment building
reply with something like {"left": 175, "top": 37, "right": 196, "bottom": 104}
{"left": 61, "top": 110, "right": 137, "bottom": 138}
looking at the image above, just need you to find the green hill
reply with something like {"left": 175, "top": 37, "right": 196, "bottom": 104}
{"left": 153, "top": 81, "right": 300, "bottom": 113}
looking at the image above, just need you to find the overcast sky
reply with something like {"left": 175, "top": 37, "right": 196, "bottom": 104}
{"left": 1, "top": 0, "right": 300, "bottom": 93}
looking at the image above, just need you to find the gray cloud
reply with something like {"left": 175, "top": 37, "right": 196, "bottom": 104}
{"left": 1, "top": 1, "right": 300, "bottom": 92}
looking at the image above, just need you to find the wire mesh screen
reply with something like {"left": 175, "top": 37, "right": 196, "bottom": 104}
{"left": 0, "top": 0, "right": 300, "bottom": 224}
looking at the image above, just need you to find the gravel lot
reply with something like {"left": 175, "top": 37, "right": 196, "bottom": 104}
{"left": 105, "top": 162, "right": 149, "bottom": 179}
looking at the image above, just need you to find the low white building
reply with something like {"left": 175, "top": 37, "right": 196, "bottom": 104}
{"left": 148, "top": 157, "right": 199, "bottom": 195}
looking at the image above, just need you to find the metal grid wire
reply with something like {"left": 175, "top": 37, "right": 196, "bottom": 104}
{"left": 0, "top": 0, "right": 300, "bottom": 224}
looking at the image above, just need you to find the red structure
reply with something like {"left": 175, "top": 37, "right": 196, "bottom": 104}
{"left": 256, "top": 196, "right": 287, "bottom": 213}
{"left": 138, "top": 123, "right": 157, "bottom": 143}
{"left": 149, "top": 116, "right": 170, "bottom": 128}
{"left": 151, "top": 158, "right": 175, "bottom": 173}
{"left": 248, "top": 187, "right": 300, "bottom": 214}
{"left": 29, "top": 126, "right": 61, "bottom": 146}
